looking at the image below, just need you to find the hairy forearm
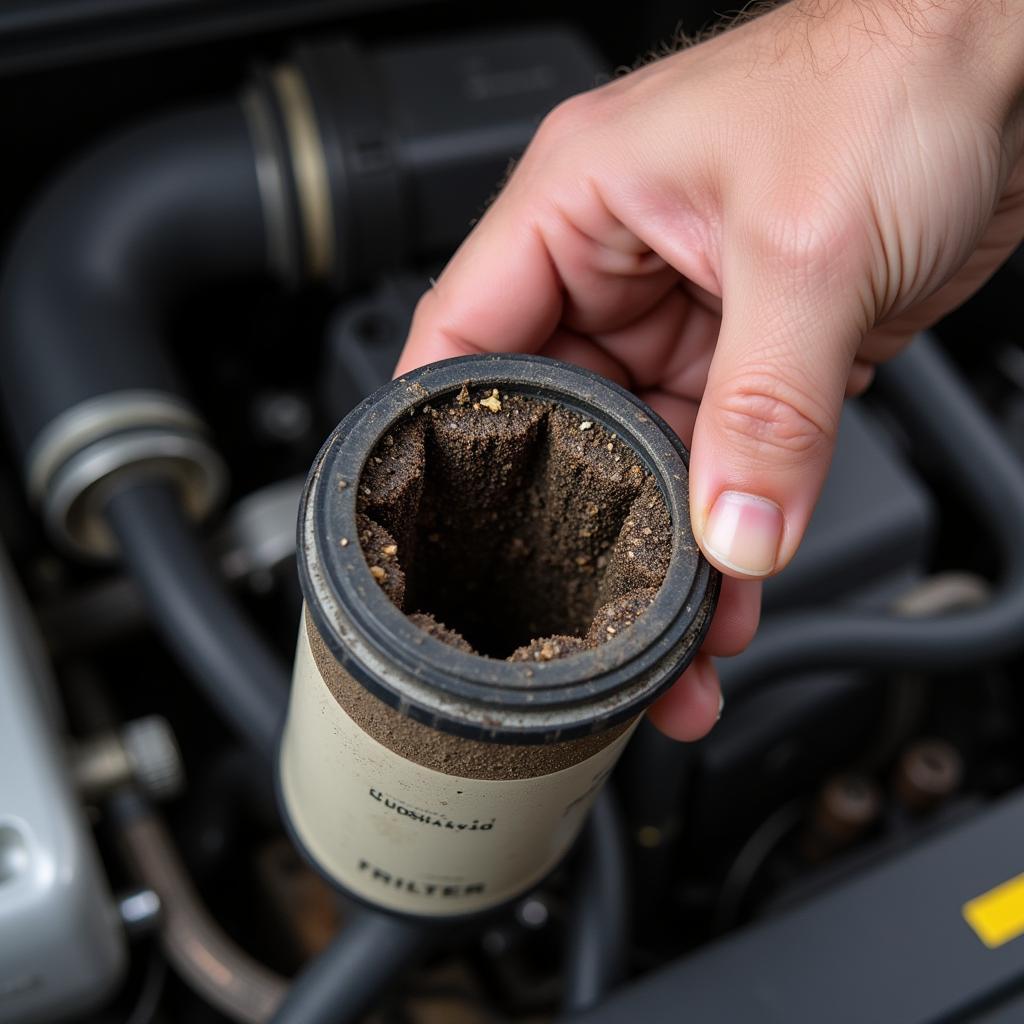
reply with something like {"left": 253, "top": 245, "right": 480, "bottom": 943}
{"left": 780, "top": 0, "right": 1024, "bottom": 149}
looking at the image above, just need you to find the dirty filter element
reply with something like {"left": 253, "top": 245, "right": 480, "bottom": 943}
{"left": 279, "top": 355, "right": 720, "bottom": 916}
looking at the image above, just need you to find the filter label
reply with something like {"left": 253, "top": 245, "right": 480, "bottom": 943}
{"left": 280, "top": 623, "right": 636, "bottom": 915}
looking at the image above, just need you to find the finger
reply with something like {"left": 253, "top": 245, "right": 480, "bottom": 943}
{"left": 549, "top": 193, "right": 680, "bottom": 335}
{"left": 647, "top": 654, "right": 722, "bottom": 741}
{"left": 396, "top": 94, "right": 712, "bottom": 379}
{"left": 395, "top": 182, "right": 564, "bottom": 376}
{"left": 846, "top": 359, "right": 876, "bottom": 398}
{"left": 540, "top": 331, "right": 632, "bottom": 387}
{"left": 689, "top": 215, "right": 868, "bottom": 579}
{"left": 590, "top": 285, "right": 719, "bottom": 394}
{"left": 639, "top": 389, "right": 699, "bottom": 447}
{"left": 701, "top": 577, "right": 761, "bottom": 657}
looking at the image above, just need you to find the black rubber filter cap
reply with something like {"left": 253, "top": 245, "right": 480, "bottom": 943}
{"left": 298, "top": 355, "right": 720, "bottom": 744}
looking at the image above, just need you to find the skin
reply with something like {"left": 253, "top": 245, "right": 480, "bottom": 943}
{"left": 396, "top": 0, "right": 1024, "bottom": 740}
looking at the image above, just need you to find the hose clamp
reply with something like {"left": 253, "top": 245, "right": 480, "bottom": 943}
{"left": 269, "top": 64, "right": 334, "bottom": 281}
{"left": 26, "top": 392, "right": 227, "bottom": 559}
{"left": 241, "top": 82, "right": 303, "bottom": 285}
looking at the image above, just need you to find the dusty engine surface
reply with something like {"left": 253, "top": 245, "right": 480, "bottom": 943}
{"left": 1, "top": 3, "right": 1023, "bottom": 1023}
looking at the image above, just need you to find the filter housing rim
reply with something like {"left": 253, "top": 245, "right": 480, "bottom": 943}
{"left": 298, "top": 354, "right": 720, "bottom": 743}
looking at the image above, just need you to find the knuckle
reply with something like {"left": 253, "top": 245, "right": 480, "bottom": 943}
{"left": 533, "top": 91, "right": 601, "bottom": 150}
{"left": 745, "top": 190, "right": 860, "bottom": 277}
{"left": 716, "top": 371, "right": 835, "bottom": 459}
{"left": 409, "top": 288, "right": 438, "bottom": 331}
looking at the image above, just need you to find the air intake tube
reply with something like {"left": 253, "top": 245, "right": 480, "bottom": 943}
{"left": 0, "top": 27, "right": 602, "bottom": 561}
{"left": 0, "top": 101, "right": 251, "bottom": 558}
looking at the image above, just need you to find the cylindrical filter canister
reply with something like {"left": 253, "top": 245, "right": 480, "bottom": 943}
{"left": 279, "top": 355, "right": 719, "bottom": 917}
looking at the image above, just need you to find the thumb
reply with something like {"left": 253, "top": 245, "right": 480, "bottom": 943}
{"left": 689, "top": 256, "right": 866, "bottom": 579}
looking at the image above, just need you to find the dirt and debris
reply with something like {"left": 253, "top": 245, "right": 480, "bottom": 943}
{"left": 355, "top": 384, "right": 673, "bottom": 661}
{"left": 358, "top": 514, "right": 405, "bottom": 605}
{"left": 408, "top": 612, "right": 476, "bottom": 652}
{"left": 478, "top": 389, "right": 503, "bottom": 413}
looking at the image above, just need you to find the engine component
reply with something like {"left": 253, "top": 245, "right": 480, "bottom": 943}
{"left": 104, "top": 481, "right": 288, "bottom": 756}
{"left": 321, "top": 275, "right": 431, "bottom": 424}
{"left": 73, "top": 715, "right": 184, "bottom": 803}
{"left": 0, "top": 101, "right": 248, "bottom": 559}
{"left": 563, "top": 789, "right": 631, "bottom": 1013}
{"left": 114, "top": 791, "right": 287, "bottom": 1024}
{"left": 0, "top": 28, "right": 599, "bottom": 559}
{"left": 569, "top": 787, "right": 1024, "bottom": 1024}
{"left": 253, "top": 28, "right": 602, "bottom": 286}
{"left": 116, "top": 889, "right": 162, "bottom": 941}
{"left": 799, "top": 773, "right": 883, "bottom": 862}
{"left": 268, "top": 908, "right": 435, "bottom": 1024}
{"left": 894, "top": 739, "right": 964, "bottom": 814}
{"left": 279, "top": 355, "right": 719, "bottom": 916}
{"left": 762, "top": 403, "right": 935, "bottom": 610}
{"left": 0, "top": 544, "right": 126, "bottom": 1023}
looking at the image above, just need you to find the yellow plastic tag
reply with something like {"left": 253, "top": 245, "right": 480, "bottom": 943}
{"left": 963, "top": 873, "right": 1024, "bottom": 949}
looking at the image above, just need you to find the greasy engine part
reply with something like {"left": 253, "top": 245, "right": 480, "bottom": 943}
{"left": 893, "top": 738, "right": 964, "bottom": 814}
{"left": 570, "top": 788, "right": 1024, "bottom": 1024}
{"left": 0, "top": 543, "right": 126, "bottom": 1023}
{"left": 279, "top": 355, "right": 719, "bottom": 917}
{"left": 798, "top": 773, "right": 883, "bottom": 862}
{"left": 114, "top": 792, "right": 288, "bottom": 1024}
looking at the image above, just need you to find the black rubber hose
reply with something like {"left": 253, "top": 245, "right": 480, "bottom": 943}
{"left": 720, "top": 334, "right": 1024, "bottom": 699}
{"left": 104, "top": 481, "right": 285, "bottom": 758}
{"left": 562, "top": 789, "right": 631, "bottom": 1015}
{"left": 269, "top": 909, "right": 433, "bottom": 1024}
{"left": 0, "top": 101, "right": 268, "bottom": 458}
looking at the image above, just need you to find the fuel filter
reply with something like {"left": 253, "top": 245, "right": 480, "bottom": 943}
{"left": 279, "top": 355, "right": 719, "bottom": 916}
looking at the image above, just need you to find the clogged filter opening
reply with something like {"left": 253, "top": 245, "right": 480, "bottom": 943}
{"left": 356, "top": 386, "right": 673, "bottom": 661}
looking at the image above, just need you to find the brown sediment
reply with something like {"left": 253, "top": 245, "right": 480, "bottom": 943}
{"left": 356, "top": 388, "right": 673, "bottom": 660}
{"left": 356, "top": 514, "right": 404, "bottom": 606}
{"left": 306, "top": 609, "right": 633, "bottom": 780}
{"left": 407, "top": 612, "right": 475, "bottom": 653}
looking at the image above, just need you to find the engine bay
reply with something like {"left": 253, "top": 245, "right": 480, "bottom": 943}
{"left": 1, "top": 3, "right": 1023, "bottom": 1022}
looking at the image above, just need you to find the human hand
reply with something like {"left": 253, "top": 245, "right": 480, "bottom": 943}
{"left": 396, "top": 0, "right": 1024, "bottom": 740}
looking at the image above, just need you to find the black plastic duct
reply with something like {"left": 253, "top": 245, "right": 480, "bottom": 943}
{"left": 0, "top": 101, "right": 263, "bottom": 458}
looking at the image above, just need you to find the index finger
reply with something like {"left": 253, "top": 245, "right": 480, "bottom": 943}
{"left": 394, "top": 182, "right": 564, "bottom": 376}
